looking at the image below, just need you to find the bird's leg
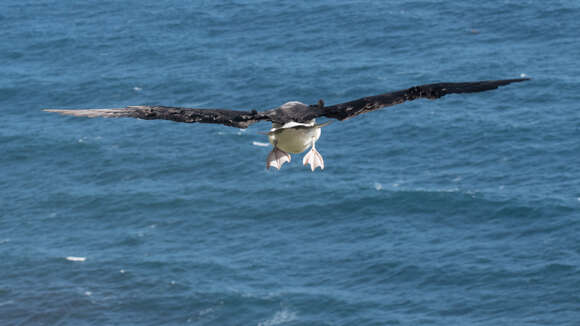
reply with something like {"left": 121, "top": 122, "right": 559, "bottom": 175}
{"left": 302, "top": 138, "right": 324, "bottom": 171}
{"left": 266, "top": 145, "right": 291, "bottom": 170}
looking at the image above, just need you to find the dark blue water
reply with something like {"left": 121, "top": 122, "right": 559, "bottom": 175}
{"left": 2, "top": 1, "right": 579, "bottom": 325}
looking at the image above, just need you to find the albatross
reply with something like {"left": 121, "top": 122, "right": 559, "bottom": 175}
{"left": 45, "top": 78, "right": 529, "bottom": 171}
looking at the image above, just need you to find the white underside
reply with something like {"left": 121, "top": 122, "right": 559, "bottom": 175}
{"left": 268, "top": 121, "right": 321, "bottom": 154}
{"left": 266, "top": 119, "right": 326, "bottom": 171}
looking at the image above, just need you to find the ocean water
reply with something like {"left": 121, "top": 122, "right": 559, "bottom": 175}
{"left": 1, "top": 0, "right": 579, "bottom": 325}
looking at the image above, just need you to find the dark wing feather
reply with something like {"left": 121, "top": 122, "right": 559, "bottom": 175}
{"left": 321, "top": 78, "right": 530, "bottom": 121}
{"left": 45, "top": 78, "right": 529, "bottom": 127}
{"left": 44, "top": 105, "right": 267, "bottom": 128}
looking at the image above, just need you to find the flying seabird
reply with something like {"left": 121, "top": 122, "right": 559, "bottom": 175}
{"left": 45, "top": 78, "right": 529, "bottom": 171}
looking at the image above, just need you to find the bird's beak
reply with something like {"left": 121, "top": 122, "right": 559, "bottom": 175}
{"left": 315, "top": 121, "right": 332, "bottom": 129}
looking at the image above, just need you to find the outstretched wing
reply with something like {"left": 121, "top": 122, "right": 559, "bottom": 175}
{"left": 44, "top": 105, "right": 267, "bottom": 128}
{"left": 320, "top": 78, "right": 530, "bottom": 121}
{"left": 45, "top": 78, "right": 530, "bottom": 127}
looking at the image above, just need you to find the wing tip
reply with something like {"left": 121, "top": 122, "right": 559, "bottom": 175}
{"left": 42, "top": 108, "right": 128, "bottom": 118}
{"left": 43, "top": 108, "right": 75, "bottom": 114}
{"left": 495, "top": 77, "right": 531, "bottom": 87}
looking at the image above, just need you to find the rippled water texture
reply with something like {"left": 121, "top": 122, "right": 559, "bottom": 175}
{"left": 1, "top": 1, "right": 579, "bottom": 325}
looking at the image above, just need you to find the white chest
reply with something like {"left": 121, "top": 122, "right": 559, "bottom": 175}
{"left": 268, "top": 126, "right": 321, "bottom": 154}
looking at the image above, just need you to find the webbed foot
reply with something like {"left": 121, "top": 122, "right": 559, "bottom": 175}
{"left": 302, "top": 145, "right": 324, "bottom": 171}
{"left": 266, "top": 147, "right": 291, "bottom": 170}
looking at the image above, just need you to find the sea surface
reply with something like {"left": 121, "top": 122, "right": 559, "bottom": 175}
{"left": 1, "top": 1, "right": 579, "bottom": 325}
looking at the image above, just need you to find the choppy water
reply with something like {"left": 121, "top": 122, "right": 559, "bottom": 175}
{"left": 1, "top": 1, "right": 580, "bottom": 325}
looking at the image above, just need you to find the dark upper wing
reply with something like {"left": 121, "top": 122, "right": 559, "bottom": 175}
{"left": 320, "top": 78, "right": 530, "bottom": 121}
{"left": 44, "top": 105, "right": 268, "bottom": 128}
{"left": 44, "top": 78, "right": 530, "bottom": 127}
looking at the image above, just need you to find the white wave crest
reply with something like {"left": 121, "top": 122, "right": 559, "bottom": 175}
{"left": 253, "top": 141, "right": 270, "bottom": 147}
{"left": 257, "top": 309, "right": 296, "bottom": 326}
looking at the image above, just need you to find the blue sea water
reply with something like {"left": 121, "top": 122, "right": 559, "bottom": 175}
{"left": 1, "top": 0, "right": 580, "bottom": 325}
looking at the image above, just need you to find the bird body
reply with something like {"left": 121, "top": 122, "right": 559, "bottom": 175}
{"left": 268, "top": 123, "right": 320, "bottom": 154}
{"left": 265, "top": 113, "right": 328, "bottom": 170}
{"left": 44, "top": 77, "right": 530, "bottom": 171}
{"left": 268, "top": 118, "right": 323, "bottom": 154}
